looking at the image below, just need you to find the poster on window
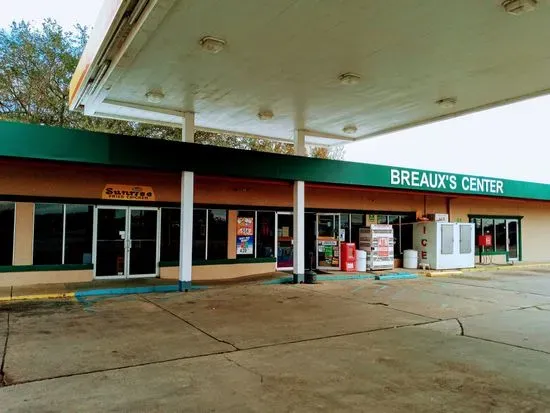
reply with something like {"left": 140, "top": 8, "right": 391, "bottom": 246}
{"left": 237, "top": 217, "right": 254, "bottom": 255}
{"left": 237, "top": 217, "right": 254, "bottom": 236}
{"left": 237, "top": 235, "right": 254, "bottom": 255}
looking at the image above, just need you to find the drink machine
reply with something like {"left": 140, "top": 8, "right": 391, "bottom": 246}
{"left": 340, "top": 243, "right": 356, "bottom": 272}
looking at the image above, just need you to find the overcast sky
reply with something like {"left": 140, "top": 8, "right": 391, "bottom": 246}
{"left": 3, "top": 0, "right": 549, "bottom": 184}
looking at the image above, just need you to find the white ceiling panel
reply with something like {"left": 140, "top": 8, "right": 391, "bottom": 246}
{"left": 72, "top": 0, "right": 550, "bottom": 143}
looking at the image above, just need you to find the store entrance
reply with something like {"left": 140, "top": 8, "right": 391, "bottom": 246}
{"left": 316, "top": 213, "right": 340, "bottom": 270}
{"left": 95, "top": 207, "right": 159, "bottom": 278}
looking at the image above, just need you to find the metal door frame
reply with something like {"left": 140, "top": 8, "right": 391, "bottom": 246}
{"left": 316, "top": 213, "right": 340, "bottom": 270}
{"left": 506, "top": 219, "right": 520, "bottom": 261}
{"left": 93, "top": 206, "right": 160, "bottom": 279}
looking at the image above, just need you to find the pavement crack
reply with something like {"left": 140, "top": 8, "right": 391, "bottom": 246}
{"left": 224, "top": 355, "right": 264, "bottom": 384}
{"left": 2, "top": 349, "right": 237, "bottom": 388}
{"left": 296, "top": 285, "right": 440, "bottom": 321}
{"left": 0, "top": 312, "right": 11, "bottom": 387}
{"left": 463, "top": 334, "right": 550, "bottom": 355}
{"left": 242, "top": 319, "right": 443, "bottom": 352}
{"left": 0, "top": 318, "right": 443, "bottom": 388}
{"left": 534, "top": 306, "right": 550, "bottom": 312}
{"left": 139, "top": 295, "right": 240, "bottom": 351}
{"left": 455, "top": 318, "right": 465, "bottom": 336}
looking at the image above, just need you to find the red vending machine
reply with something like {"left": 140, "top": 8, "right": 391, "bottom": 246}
{"left": 340, "top": 243, "right": 357, "bottom": 272}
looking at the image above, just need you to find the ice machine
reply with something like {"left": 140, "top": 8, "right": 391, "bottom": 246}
{"left": 413, "top": 222, "right": 475, "bottom": 270}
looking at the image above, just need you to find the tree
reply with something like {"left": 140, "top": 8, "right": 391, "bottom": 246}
{"left": 0, "top": 20, "right": 343, "bottom": 159}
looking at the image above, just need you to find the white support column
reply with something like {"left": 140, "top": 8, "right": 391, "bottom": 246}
{"left": 182, "top": 112, "right": 195, "bottom": 143}
{"left": 179, "top": 112, "right": 195, "bottom": 291}
{"left": 294, "top": 129, "right": 306, "bottom": 156}
{"left": 293, "top": 181, "right": 305, "bottom": 283}
{"left": 292, "top": 130, "right": 306, "bottom": 283}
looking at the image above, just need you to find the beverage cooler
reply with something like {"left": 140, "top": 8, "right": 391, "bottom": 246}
{"left": 358, "top": 225, "right": 395, "bottom": 270}
{"left": 413, "top": 222, "right": 475, "bottom": 270}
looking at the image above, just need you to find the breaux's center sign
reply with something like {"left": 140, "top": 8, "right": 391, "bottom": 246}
{"left": 389, "top": 168, "right": 505, "bottom": 195}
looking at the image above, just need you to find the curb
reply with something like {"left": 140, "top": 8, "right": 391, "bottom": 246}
{"left": 462, "top": 263, "right": 550, "bottom": 272}
{"left": 424, "top": 271, "right": 463, "bottom": 278}
{"left": 263, "top": 273, "right": 417, "bottom": 284}
{"left": 0, "top": 285, "right": 208, "bottom": 302}
{"left": 374, "top": 274, "right": 418, "bottom": 281}
{"left": 0, "top": 292, "right": 75, "bottom": 302}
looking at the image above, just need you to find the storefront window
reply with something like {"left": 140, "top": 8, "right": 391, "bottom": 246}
{"left": 159, "top": 208, "right": 228, "bottom": 262}
{"left": 350, "top": 214, "right": 365, "bottom": 247}
{"left": 340, "top": 214, "right": 350, "bottom": 242}
{"left": 193, "top": 209, "right": 207, "bottom": 261}
{"left": 207, "top": 209, "right": 227, "bottom": 260}
{"left": 160, "top": 208, "right": 180, "bottom": 262}
{"left": 388, "top": 215, "right": 401, "bottom": 256}
{"left": 34, "top": 203, "right": 93, "bottom": 265}
{"left": 494, "top": 219, "right": 507, "bottom": 252}
{"left": 257, "top": 212, "right": 275, "bottom": 258}
{"left": 472, "top": 218, "right": 482, "bottom": 246}
{"left": 0, "top": 202, "right": 15, "bottom": 266}
{"left": 482, "top": 219, "right": 495, "bottom": 252}
{"left": 236, "top": 211, "right": 255, "bottom": 257}
{"left": 277, "top": 213, "right": 293, "bottom": 268}
{"left": 33, "top": 204, "right": 63, "bottom": 265}
{"left": 64, "top": 205, "right": 93, "bottom": 264}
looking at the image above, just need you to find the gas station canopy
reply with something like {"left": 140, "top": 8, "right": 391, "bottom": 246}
{"left": 70, "top": 0, "right": 550, "bottom": 145}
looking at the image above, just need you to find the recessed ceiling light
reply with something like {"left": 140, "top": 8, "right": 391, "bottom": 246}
{"left": 258, "top": 110, "right": 274, "bottom": 120}
{"left": 343, "top": 125, "right": 358, "bottom": 134}
{"left": 436, "top": 97, "right": 457, "bottom": 109}
{"left": 199, "top": 36, "right": 226, "bottom": 54}
{"left": 501, "top": 0, "right": 537, "bottom": 15}
{"left": 338, "top": 73, "right": 361, "bottom": 85}
{"left": 145, "top": 90, "right": 164, "bottom": 103}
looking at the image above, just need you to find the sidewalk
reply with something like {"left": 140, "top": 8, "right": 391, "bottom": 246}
{"left": 2, "top": 263, "right": 549, "bottom": 302}
{"left": 0, "top": 278, "right": 181, "bottom": 302}
{"left": 423, "top": 261, "right": 550, "bottom": 277}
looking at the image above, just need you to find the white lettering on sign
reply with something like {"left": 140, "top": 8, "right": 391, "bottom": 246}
{"left": 390, "top": 169, "right": 504, "bottom": 195}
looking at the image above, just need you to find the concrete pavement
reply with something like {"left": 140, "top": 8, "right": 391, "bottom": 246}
{"left": 2, "top": 269, "right": 550, "bottom": 412}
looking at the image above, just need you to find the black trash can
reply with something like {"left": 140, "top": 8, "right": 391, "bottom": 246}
{"left": 305, "top": 270, "right": 317, "bottom": 284}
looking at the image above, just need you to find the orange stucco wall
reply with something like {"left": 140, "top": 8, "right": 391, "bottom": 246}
{"left": 0, "top": 160, "right": 452, "bottom": 215}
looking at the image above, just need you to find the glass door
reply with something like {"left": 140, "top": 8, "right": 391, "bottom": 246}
{"left": 507, "top": 219, "right": 519, "bottom": 261}
{"left": 128, "top": 208, "right": 159, "bottom": 277}
{"left": 95, "top": 207, "right": 159, "bottom": 278}
{"left": 316, "top": 213, "right": 340, "bottom": 270}
{"left": 96, "top": 207, "right": 128, "bottom": 277}
{"left": 276, "top": 212, "right": 293, "bottom": 270}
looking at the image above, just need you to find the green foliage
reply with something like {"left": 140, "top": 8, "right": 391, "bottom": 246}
{"left": 0, "top": 19, "right": 342, "bottom": 159}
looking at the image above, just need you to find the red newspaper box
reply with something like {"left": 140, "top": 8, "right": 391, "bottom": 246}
{"left": 340, "top": 243, "right": 356, "bottom": 272}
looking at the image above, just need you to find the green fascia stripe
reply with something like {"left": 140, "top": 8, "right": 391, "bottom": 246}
{"left": 159, "top": 258, "right": 277, "bottom": 267}
{"left": 0, "top": 264, "right": 93, "bottom": 273}
{"left": 468, "top": 214, "right": 524, "bottom": 220}
{"left": 1, "top": 121, "right": 550, "bottom": 201}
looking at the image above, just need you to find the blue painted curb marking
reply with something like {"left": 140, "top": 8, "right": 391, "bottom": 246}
{"left": 263, "top": 273, "right": 417, "bottom": 285}
{"left": 263, "top": 274, "right": 376, "bottom": 285}
{"left": 374, "top": 274, "right": 418, "bottom": 281}
{"left": 74, "top": 284, "right": 207, "bottom": 298}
